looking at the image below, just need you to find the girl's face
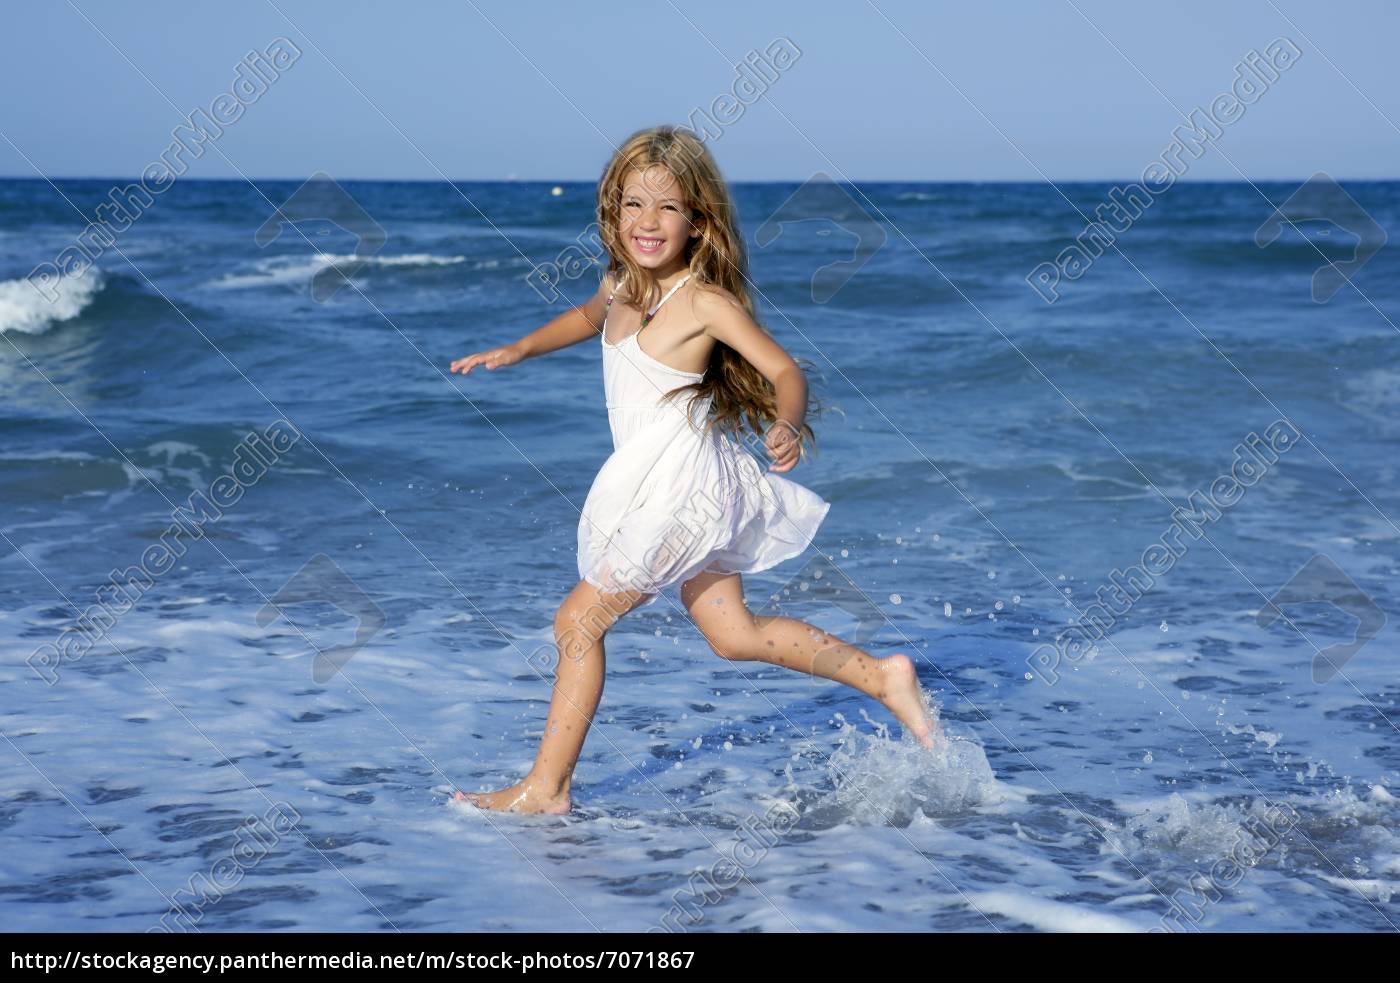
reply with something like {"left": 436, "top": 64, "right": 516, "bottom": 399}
{"left": 618, "top": 166, "right": 698, "bottom": 273}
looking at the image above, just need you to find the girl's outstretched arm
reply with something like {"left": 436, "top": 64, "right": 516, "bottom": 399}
{"left": 449, "top": 278, "right": 611, "bottom": 375}
{"left": 696, "top": 286, "right": 809, "bottom": 473}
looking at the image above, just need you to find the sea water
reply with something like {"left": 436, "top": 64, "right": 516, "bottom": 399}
{"left": 1, "top": 178, "right": 1398, "bottom": 931}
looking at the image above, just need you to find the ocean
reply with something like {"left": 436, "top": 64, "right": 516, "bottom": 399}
{"left": 2, "top": 176, "right": 1397, "bottom": 932}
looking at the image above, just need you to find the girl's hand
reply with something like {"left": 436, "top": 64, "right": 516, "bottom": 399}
{"left": 765, "top": 419, "right": 803, "bottom": 473}
{"left": 450, "top": 344, "right": 523, "bottom": 375}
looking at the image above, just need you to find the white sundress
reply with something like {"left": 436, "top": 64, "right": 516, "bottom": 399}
{"left": 577, "top": 274, "right": 831, "bottom": 609}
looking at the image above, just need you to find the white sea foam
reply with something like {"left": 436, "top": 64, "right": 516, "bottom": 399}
{"left": 967, "top": 890, "right": 1142, "bottom": 932}
{"left": 209, "top": 253, "right": 469, "bottom": 290}
{"left": 0, "top": 449, "right": 100, "bottom": 462}
{"left": 0, "top": 267, "right": 104, "bottom": 334}
{"left": 144, "top": 440, "right": 212, "bottom": 468}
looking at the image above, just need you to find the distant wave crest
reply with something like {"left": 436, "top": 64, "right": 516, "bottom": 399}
{"left": 210, "top": 253, "right": 470, "bottom": 290}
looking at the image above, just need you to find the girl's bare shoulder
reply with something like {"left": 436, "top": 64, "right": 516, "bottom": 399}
{"left": 691, "top": 278, "right": 736, "bottom": 301}
{"left": 689, "top": 280, "right": 745, "bottom": 318}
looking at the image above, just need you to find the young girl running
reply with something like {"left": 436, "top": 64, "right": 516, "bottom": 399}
{"left": 448, "top": 126, "right": 939, "bottom": 814}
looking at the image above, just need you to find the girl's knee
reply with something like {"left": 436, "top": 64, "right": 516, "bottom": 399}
{"left": 555, "top": 600, "right": 602, "bottom": 639}
{"left": 553, "top": 589, "right": 635, "bottom": 654}
{"left": 551, "top": 596, "right": 596, "bottom": 644}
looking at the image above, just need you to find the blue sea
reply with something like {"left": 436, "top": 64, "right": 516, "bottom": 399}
{"left": 2, "top": 177, "right": 1398, "bottom": 932}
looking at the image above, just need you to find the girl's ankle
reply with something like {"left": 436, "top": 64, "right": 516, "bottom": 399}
{"left": 525, "top": 773, "right": 569, "bottom": 799}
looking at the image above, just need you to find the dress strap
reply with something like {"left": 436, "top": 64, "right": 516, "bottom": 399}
{"left": 604, "top": 273, "right": 691, "bottom": 315}
{"left": 646, "top": 274, "right": 691, "bottom": 318}
{"left": 638, "top": 273, "right": 691, "bottom": 337}
{"left": 603, "top": 273, "right": 691, "bottom": 343}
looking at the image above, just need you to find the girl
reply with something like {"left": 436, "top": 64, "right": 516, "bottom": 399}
{"left": 448, "top": 126, "right": 939, "bottom": 814}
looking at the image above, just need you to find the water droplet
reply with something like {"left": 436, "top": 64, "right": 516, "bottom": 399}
{"left": 890, "top": 593, "right": 902, "bottom": 605}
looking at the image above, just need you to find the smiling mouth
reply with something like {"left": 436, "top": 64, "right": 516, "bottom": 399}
{"left": 632, "top": 236, "right": 665, "bottom": 253}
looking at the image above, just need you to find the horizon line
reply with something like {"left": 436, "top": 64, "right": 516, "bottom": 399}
{"left": 2, "top": 174, "right": 1398, "bottom": 185}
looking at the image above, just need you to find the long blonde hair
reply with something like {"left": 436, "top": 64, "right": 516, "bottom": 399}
{"left": 596, "top": 125, "right": 821, "bottom": 454}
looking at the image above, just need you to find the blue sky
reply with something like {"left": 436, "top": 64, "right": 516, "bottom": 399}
{"left": 2, "top": 0, "right": 1396, "bottom": 181}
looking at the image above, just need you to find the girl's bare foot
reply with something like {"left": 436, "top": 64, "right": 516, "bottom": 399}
{"left": 875, "top": 654, "right": 941, "bottom": 749}
{"left": 453, "top": 777, "right": 571, "bottom": 815}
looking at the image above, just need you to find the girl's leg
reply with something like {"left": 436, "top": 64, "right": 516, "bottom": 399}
{"left": 680, "top": 569, "right": 941, "bottom": 747}
{"left": 455, "top": 578, "right": 651, "bottom": 814}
